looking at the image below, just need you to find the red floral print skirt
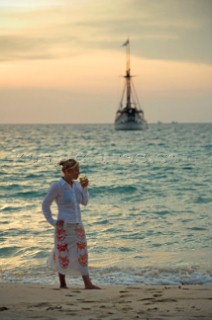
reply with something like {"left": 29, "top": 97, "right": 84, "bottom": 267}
{"left": 48, "top": 223, "right": 89, "bottom": 276}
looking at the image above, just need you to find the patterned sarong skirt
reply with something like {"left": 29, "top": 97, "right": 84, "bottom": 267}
{"left": 48, "top": 223, "right": 89, "bottom": 276}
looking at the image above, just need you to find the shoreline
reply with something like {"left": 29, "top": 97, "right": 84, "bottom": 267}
{"left": 0, "top": 283, "right": 212, "bottom": 319}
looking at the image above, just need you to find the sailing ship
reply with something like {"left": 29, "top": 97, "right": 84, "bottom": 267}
{"left": 115, "top": 39, "right": 147, "bottom": 130}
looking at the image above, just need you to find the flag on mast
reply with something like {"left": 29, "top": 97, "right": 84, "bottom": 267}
{"left": 122, "top": 39, "right": 129, "bottom": 46}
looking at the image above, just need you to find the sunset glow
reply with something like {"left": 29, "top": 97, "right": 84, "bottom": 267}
{"left": 0, "top": 0, "right": 211, "bottom": 123}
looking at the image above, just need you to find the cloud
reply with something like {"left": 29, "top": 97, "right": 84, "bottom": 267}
{"left": 0, "top": 33, "right": 81, "bottom": 61}
{"left": 0, "top": 0, "right": 60, "bottom": 9}
{"left": 0, "top": 0, "right": 211, "bottom": 64}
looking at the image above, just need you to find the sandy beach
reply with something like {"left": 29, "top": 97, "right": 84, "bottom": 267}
{"left": 0, "top": 283, "right": 211, "bottom": 320}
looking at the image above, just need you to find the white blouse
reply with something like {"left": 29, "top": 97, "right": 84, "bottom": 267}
{"left": 42, "top": 178, "right": 89, "bottom": 226}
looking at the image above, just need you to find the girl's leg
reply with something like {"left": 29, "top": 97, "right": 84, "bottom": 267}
{"left": 75, "top": 224, "right": 100, "bottom": 289}
{"left": 59, "top": 273, "right": 68, "bottom": 289}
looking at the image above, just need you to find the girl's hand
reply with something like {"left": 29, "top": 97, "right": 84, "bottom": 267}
{"left": 56, "top": 220, "right": 64, "bottom": 227}
{"left": 79, "top": 176, "right": 89, "bottom": 188}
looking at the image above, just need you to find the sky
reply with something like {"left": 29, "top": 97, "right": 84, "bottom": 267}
{"left": 0, "top": 0, "right": 211, "bottom": 124}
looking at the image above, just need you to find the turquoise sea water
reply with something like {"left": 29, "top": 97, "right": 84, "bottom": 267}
{"left": 0, "top": 123, "right": 212, "bottom": 286}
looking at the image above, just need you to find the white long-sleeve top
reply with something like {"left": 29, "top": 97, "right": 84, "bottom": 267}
{"left": 42, "top": 178, "right": 89, "bottom": 226}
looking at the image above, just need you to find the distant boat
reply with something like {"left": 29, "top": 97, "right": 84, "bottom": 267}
{"left": 114, "top": 39, "right": 147, "bottom": 131}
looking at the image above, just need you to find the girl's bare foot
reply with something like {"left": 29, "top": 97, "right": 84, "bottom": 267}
{"left": 60, "top": 285, "right": 68, "bottom": 289}
{"left": 82, "top": 275, "right": 101, "bottom": 289}
{"left": 85, "top": 284, "right": 101, "bottom": 289}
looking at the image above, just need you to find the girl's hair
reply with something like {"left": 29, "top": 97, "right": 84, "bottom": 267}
{"left": 59, "top": 158, "right": 79, "bottom": 171}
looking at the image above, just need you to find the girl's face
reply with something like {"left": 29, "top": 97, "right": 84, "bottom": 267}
{"left": 65, "top": 165, "right": 80, "bottom": 180}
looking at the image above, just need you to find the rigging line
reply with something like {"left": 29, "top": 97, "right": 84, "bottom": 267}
{"left": 118, "top": 83, "right": 126, "bottom": 110}
{"left": 131, "top": 79, "right": 142, "bottom": 111}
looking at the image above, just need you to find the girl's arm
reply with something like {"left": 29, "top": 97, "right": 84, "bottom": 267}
{"left": 42, "top": 183, "right": 59, "bottom": 226}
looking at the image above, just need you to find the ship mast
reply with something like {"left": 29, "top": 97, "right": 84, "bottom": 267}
{"left": 117, "top": 38, "right": 143, "bottom": 113}
{"left": 124, "top": 38, "right": 131, "bottom": 109}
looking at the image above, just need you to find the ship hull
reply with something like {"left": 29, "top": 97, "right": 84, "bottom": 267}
{"left": 115, "top": 114, "right": 147, "bottom": 130}
{"left": 115, "top": 123, "right": 145, "bottom": 130}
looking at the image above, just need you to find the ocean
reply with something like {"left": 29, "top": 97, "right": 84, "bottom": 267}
{"left": 0, "top": 123, "right": 211, "bottom": 286}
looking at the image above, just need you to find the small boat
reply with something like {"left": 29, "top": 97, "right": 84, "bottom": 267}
{"left": 115, "top": 39, "right": 147, "bottom": 131}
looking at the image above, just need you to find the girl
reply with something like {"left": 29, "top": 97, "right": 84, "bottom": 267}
{"left": 42, "top": 158, "right": 100, "bottom": 289}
